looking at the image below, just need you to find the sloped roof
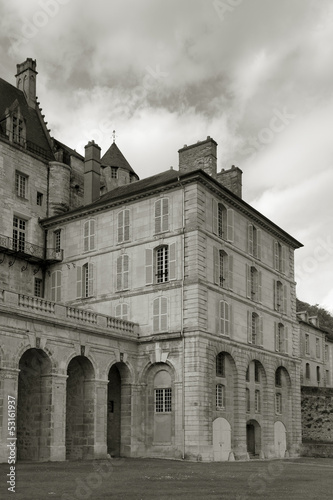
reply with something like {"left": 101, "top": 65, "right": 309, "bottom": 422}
{"left": 0, "top": 78, "right": 54, "bottom": 160}
{"left": 100, "top": 142, "right": 139, "bottom": 178}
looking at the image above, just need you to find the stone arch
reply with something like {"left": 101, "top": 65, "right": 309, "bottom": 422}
{"left": 66, "top": 356, "right": 95, "bottom": 460}
{"left": 138, "top": 357, "right": 178, "bottom": 385}
{"left": 213, "top": 417, "right": 232, "bottom": 461}
{"left": 274, "top": 420, "right": 287, "bottom": 458}
{"left": 64, "top": 349, "right": 98, "bottom": 378}
{"left": 17, "top": 348, "right": 52, "bottom": 461}
{"left": 274, "top": 365, "right": 293, "bottom": 454}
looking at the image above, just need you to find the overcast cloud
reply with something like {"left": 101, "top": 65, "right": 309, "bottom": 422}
{"left": 1, "top": 0, "right": 333, "bottom": 309}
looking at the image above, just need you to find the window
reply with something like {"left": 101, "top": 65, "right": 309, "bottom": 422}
{"left": 77, "top": 263, "right": 94, "bottom": 298}
{"left": 83, "top": 219, "right": 95, "bottom": 252}
{"left": 326, "top": 370, "right": 329, "bottom": 385}
{"left": 275, "top": 367, "right": 282, "bottom": 387}
{"left": 117, "top": 209, "right": 130, "bottom": 243}
{"left": 246, "top": 265, "right": 261, "bottom": 302}
{"left": 246, "top": 388, "right": 250, "bottom": 412}
{"left": 275, "top": 393, "right": 282, "bottom": 414}
{"left": 12, "top": 113, "right": 24, "bottom": 145}
{"left": 305, "top": 334, "right": 310, "bottom": 355}
{"left": 216, "top": 353, "right": 225, "bottom": 377}
{"left": 274, "top": 241, "right": 287, "bottom": 274}
{"left": 275, "top": 323, "right": 288, "bottom": 353}
{"left": 153, "top": 296, "right": 168, "bottom": 332}
{"left": 274, "top": 280, "right": 287, "bottom": 313}
{"left": 51, "top": 270, "right": 62, "bottom": 302}
{"left": 34, "top": 278, "right": 43, "bottom": 297}
{"left": 214, "top": 248, "right": 233, "bottom": 290}
{"left": 13, "top": 216, "right": 26, "bottom": 252}
{"left": 255, "top": 390, "right": 261, "bottom": 413}
{"left": 316, "top": 338, "right": 320, "bottom": 359}
{"left": 219, "top": 300, "right": 231, "bottom": 336}
{"left": 116, "top": 254, "right": 129, "bottom": 291}
{"left": 154, "top": 387, "right": 172, "bottom": 413}
{"left": 145, "top": 244, "right": 176, "bottom": 284}
{"left": 216, "top": 384, "right": 225, "bottom": 409}
{"left": 247, "top": 312, "right": 263, "bottom": 346}
{"left": 54, "top": 230, "right": 61, "bottom": 253}
{"left": 246, "top": 366, "right": 250, "bottom": 382}
{"left": 111, "top": 167, "right": 118, "bottom": 179}
{"left": 36, "top": 192, "right": 43, "bottom": 206}
{"left": 15, "top": 172, "right": 27, "bottom": 198}
{"left": 155, "top": 198, "right": 169, "bottom": 234}
{"left": 115, "top": 303, "right": 129, "bottom": 320}
{"left": 316, "top": 366, "right": 321, "bottom": 383}
{"left": 248, "top": 224, "right": 261, "bottom": 259}
{"left": 212, "top": 199, "right": 234, "bottom": 242}
{"left": 325, "top": 344, "right": 328, "bottom": 363}
{"left": 254, "top": 360, "right": 260, "bottom": 383}
{"left": 305, "top": 363, "right": 310, "bottom": 379}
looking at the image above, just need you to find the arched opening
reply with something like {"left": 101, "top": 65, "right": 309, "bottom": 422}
{"left": 17, "top": 348, "right": 52, "bottom": 461}
{"left": 274, "top": 421, "right": 287, "bottom": 458}
{"left": 246, "top": 419, "right": 261, "bottom": 457}
{"left": 274, "top": 366, "right": 292, "bottom": 455}
{"left": 66, "top": 356, "right": 95, "bottom": 460}
{"left": 107, "top": 362, "right": 132, "bottom": 457}
{"left": 213, "top": 417, "right": 231, "bottom": 461}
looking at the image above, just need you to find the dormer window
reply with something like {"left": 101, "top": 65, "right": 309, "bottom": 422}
{"left": 13, "top": 113, "right": 24, "bottom": 145}
{"left": 6, "top": 104, "right": 26, "bottom": 146}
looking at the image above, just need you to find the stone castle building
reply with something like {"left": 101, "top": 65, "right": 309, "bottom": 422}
{"left": 0, "top": 59, "right": 305, "bottom": 463}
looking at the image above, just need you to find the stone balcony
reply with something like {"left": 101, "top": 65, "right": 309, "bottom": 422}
{"left": 0, "top": 289, "right": 139, "bottom": 340}
{"left": 0, "top": 233, "right": 63, "bottom": 264}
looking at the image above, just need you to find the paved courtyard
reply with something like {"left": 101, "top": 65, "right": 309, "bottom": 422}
{"left": 1, "top": 457, "right": 333, "bottom": 500}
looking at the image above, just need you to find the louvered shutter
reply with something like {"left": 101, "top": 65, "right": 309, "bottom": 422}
{"left": 281, "top": 246, "right": 287, "bottom": 275}
{"left": 247, "top": 310, "right": 252, "bottom": 343}
{"left": 84, "top": 221, "right": 89, "bottom": 251}
{"left": 169, "top": 242, "right": 176, "bottom": 280}
{"left": 257, "top": 229, "right": 262, "bottom": 260}
{"left": 90, "top": 220, "right": 95, "bottom": 250}
{"left": 153, "top": 298, "right": 160, "bottom": 331}
{"left": 229, "top": 303, "right": 233, "bottom": 336}
{"left": 115, "top": 304, "right": 122, "bottom": 317}
{"left": 248, "top": 224, "right": 254, "bottom": 255}
{"left": 51, "top": 271, "right": 56, "bottom": 301}
{"left": 274, "top": 241, "right": 279, "bottom": 270}
{"left": 76, "top": 266, "right": 82, "bottom": 298}
{"left": 283, "top": 284, "right": 288, "bottom": 314}
{"left": 220, "top": 300, "right": 225, "bottom": 335}
{"left": 258, "top": 271, "right": 262, "bottom": 302}
{"left": 284, "top": 326, "right": 289, "bottom": 354}
{"left": 246, "top": 264, "right": 251, "bottom": 298}
{"left": 162, "top": 198, "right": 169, "bottom": 232}
{"left": 122, "top": 303, "right": 128, "bottom": 320}
{"left": 155, "top": 199, "right": 162, "bottom": 233}
{"left": 117, "top": 211, "right": 123, "bottom": 243}
{"left": 213, "top": 247, "right": 219, "bottom": 285}
{"left": 274, "top": 322, "right": 279, "bottom": 351}
{"left": 88, "top": 263, "right": 94, "bottom": 296}
{"left": 259, "top": 316, "right": 263, "bottom": 346}
{"left": 116, "top": 255, "right": 122, "bottom": 291}
{"left": 124, "top": 209, "right": 130, "bottom": 241}
{"left": 212, "top": 199, "right": 218, "bottom": 235}
{"left": 56, "top": 271, "right": 61, "bottom": 301}
{"left": 160, "top": 297, "right": 168, "bottom": 331}
{"left": 274, "top": 280, "right": 278, "bottom": 310}
{"left": 225, "top": 301, "right": 230, "bottom": 336}
{"left": 145, "top": 248, "right": 153, "bottom": 284}
{"left": 228, "top": 254, "right": 233, "bottom": 290}
{"left": 123, "top": 255, "right": 129, "bottom": 289}
{"left": 227, "top": 209, "right": 234, "bottom": 242}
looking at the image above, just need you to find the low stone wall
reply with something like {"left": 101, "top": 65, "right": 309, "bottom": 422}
{"left": 301, "top": 387, "right": 333, "bottom": 449}
{"left": 301, "top": 442, "right": 333, "bottom": 458}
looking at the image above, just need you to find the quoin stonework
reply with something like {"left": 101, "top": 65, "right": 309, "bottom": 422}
{"left": 0, "top": 59, "right": 332, "bottom": 463}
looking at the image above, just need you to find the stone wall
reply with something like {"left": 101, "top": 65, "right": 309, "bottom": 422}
{"left": 301, "top": 386, "right": 333, "bottom": 443}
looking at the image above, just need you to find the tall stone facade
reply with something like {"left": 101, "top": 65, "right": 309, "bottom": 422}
{"left": 0, "top": 59, "right": 304, "bottom": 463}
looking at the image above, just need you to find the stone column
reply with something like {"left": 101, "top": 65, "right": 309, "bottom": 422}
{"left": 49, "top": 374, "right": 67, "bottom": 462}
{"left": 0, "top": 368, "right": 19, "bottom": 463}
{"left": 94, "top": 380, "right": 108, "bottom": 459}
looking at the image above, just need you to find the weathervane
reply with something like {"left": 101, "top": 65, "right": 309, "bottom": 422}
{"left": 112, "top": 130, "right": 116, "bottom": 143}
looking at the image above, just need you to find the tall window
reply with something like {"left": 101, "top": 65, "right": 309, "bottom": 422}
{"left": 316, "top": 366, "right": 321, "bottom": 383}
{"left": 275, "top": 393, "right": 282, "bottom": 414}
{"left": 246, "top": 388, "right": 250, "bottom": 412}
{"left": 15, "top": 172, "right": 27, "bottom": 198}
{"left": 77, "top": 263, "right": 94, "bottom": 298}
{"left": 275, "top": 367, "right": 282, "bottom": 387}
{"left": 248, "top": 224, "right": 261, "bottom": 259}
{"left": 153, "top": 296, "right": 168, "bottom": 332}
{"left": 115, "top": 303, "right": 129, "bottom": 320}
{"left": 216, "top": 384, "right": 225, "bottom": 409}
{"left": 154, "top": 388, "right": 172, "bottom": 413}
{"left": 155, "top": 198, "right": 169, "bottom": 233}
{"left": 34, "top": 278, "right": 42, "bottom": 297}
{"left": 12, "top": 113, "right": 24, "bottom": 145}
{"left": 275, "top": 323, "right": 287, "bottom": 353}
{"left": 156, "top": 246, "right": 168, "bottom": 283}
{"left": 51, "top": 270, "right": 62, "bottom": 301}
{"left": 117, "top": 209, "right": 130, "bottom": 243}
{"left": 254, "top": 360, "right": 260, "bottom": 383}
{"left": 36, "top": 192, "right": 43, "bottom": 206}
{"left": 325, "top": 344, "right": 328, "bottom": 363}
{"left": 54, "top": 229, "right": 61, "bottom": 253}
{"left": 116, "top": 254, "right": 129, "bottom": 291}
{"left": 214, "top": 248, "right": 233, "bottom": 290}
{"left": 316, "top": 338, "right": 320, "bottom": 359}
{"left": 246, "top": 265, "right": 261, "bottom": 302}
{"left": 13, "top": 216, "right": 26, "bottom": 252}
{"left": 248, "top": 312, "right": 262, "bottom": 346}
{"left": 219, "top": 300, "right": 231, "bottom": 336}
{"left": 274, "top": 280, "right": 287, "bottom": 313}
{"left": 305, "top": 334, "right": 310, "bottom": 355}
{"left": 216, "top": 352, "right": 225, "bottom": 377}
{"left": 218, "top": 203, "right": 227, "bottom": 238}
{"left": 305, "top": 363, "right": 310, "bottom": 379}
{"left": 145, "top": 244, "right": 176, "bottom": 284}
{"left": 83, "top": 219, "right": 95, "bottom": 251}
{"left": 255, "top": 390, "right": 261, "bottom": 413}
{"left": 274, "top": 241, "right": 287, "bottom": 274}
{"left": 212, "top": 199, "right": 234, "bottom": 242}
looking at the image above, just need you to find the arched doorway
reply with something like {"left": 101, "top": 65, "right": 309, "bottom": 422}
{"left": 66, "top": 356, "right": 95, "bottom": 460}
{"left": 246, "top": 419, "right": 261, "bottom": 457}
{"left": 17, "top": 348, "right": 52, "bottom": 461}
{"left": 107, "top": 362, "right": 132, "bottom": 457}
{"left": 274, "top": 421, "right": 287, "bottom": 458}
{"left": 213, "top": 417, "right": 231, "bottom": 461}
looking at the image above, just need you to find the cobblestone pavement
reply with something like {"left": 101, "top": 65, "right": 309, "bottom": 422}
{"left": 1, "top": 457, "right": 333, "bottom": 500}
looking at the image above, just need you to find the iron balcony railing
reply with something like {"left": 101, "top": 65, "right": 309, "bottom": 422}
{"left": 0, "top": 234, "right": 63, "bottom": 263}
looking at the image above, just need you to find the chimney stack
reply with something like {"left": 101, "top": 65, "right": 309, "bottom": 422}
{"left": 178, "top": 136, "right": 217, "bottom": 177}
{"left": 84, "top": 141, "right": 101, "bottom": 205}
{"left": 16, "top": 58, "right": 37, "bottom": 108}
{"left": 216, "top": 165, "right": 243, "bottom": 198}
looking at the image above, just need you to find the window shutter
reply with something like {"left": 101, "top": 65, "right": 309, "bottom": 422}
{"left": 246, "top": 264, "right": 251, "bottom": 298}
{"left": 122, "top": 255, "right": 129, "bottom": 289}
{"left": 257, "top": 229, "right": 262, "bottom": 260}
{"left": 162, "top": 198, "right": 169, "bottom": 232}
{"left": 84, "top": 222, "right": 89, "bottom": 252}
{"left": 227, "top": 209, "right": 234, "bottom": 242}
{"left": 124, "top": 209, "right": 130, "bottom": 241}
{"left": 283, "top": 284, "right": 288, "bottom": 314}
{"left": 145, "top": 248, "right": 153, "bottom": 284}
{"left": 215, "top": 300, "right": 220, "bottom": 334}
{"left": 51, "top": 271, "right": 56, "bottom": 301}
{"left": 274, "top": 322, "right": 279, "bottom": 352}
{"left": 76, "top": 266, "right": 82, "bottom": 298}
{"left": 155, "top": 199, "right": 162, "bottom": 233}
{"left": 247, "top": 310, "right": 252, "bottom": 343}
{"left": 116, "top": 255, "right": 122, "bottom": 291}
{"left": 90, "top": 220, "right": 95, "bottom": 250}
{"left": 160, "top": 296, "right": 168, "bottom": 331}
{"left": 274, "top": 280, "right": 278, "bottom": 310}
{"left": 115, "top": 304, "right": 121, "bottom": 317}
{"left": 169, "top": 242, "right": 176, "bottom": 280}
{"left": 229, "top": 303, "right": 233, "bottom": 336}
{"left": 153, "top": 298, "right": 160, "bottom": 331}
{"left": 259, "top": 316, "right": 263, "bottom": 346}
{"left": 122, "top": 303, "right": 128, "bottom": 320}
{"left": 228, "top": 254, "right": 233, "bottom": 290}
{"left": 213, "top": 247, "right": 219, "bottom": 285}
{"left": 284, "top": 326, "right": 289, "bottom": 354}
{"left": 220, "top": 300, "right": 225, "bottom": 335}
{"left": 274, "top": 241, "right": 279, "bottom": 271}
{"left": 88, "top": 263, "right": 94, "bottom": 296}
{"left": 225, "top": 301, "right": 230, "bottom": 336}
{"left": 117, "top": 211, "right": 123, "bottom": 243}
{"left": 281, "top": 246, "right": 287, "bottom": 274}
{"left": 56, "top": 271, "right": 61, "bottom": 302}
{"left": 248, "top": 224, "right": 253, "bottom": 255}
{"left": 258, "top": 271, "right": 262, "bottom": 302}
{"left": 212, "top": 199, "right": 218, "bottom": 235}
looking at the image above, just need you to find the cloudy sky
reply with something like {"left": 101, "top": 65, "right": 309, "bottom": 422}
{"left": 1, "top": 0, "right": 333, "bottom": 310}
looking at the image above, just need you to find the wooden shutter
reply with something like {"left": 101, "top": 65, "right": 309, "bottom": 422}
{"left": 122, "top": 303, "right": 128, "bottom": 320}
{"left": 115, "top": 304, "right": 122, "bottom": 317}
{"left": 227, "top": 209, "right": 234, "bottom": 242}
{"left": 162, "top": 198, "right": 169, "bottom": 232}
{"left": 283, "top": 284, "right": 288, "bottom": 314}
{"left": 258, "top": 271, "right": 262, "bottom": 302}
{"left": 229, "top": 303, "right": 233, "bottom": 337}
{"left": 145, "top": 248, "right": 153, "bottom": 284}
{"left": 124, "top": 209, "right": 130, "bottom": 241}
{"left": 51, "top": 271, "right": 56, "bottom": 301}
{"left": 284, "top": 326, "right": 289, "bottom": 354}
{"left": 169, "top": 242, "right": 176, "bottom": 280}
{"left": 274, "top": 241, "right": 279, "bottom": 270}
{"left": 248, "top": 223, "right": 253, "bottom": 255}
{"left": 116, "top": 255, "right": 122, "bottom": 291}
{"left": 213, "top": 247, "right": 219, "bottom": 285}
{"left": 212, "top": 198, "right": 218, "bottom": 235}
{"left": 225, "top": 301, "right": 230, "bottom": 336}
{"left": 273, "top": 280, "right": 278, "bottom": 310}
{"left": 281, "top": 245, "right": 287, "bottom": 274}
{"left": 160, "top": 297, "right": 168, "bottom": 331}
{"left": 84, "top": 221, "right": 89, "bottom": 251}
{"left": 123, "top": 255, "right": 129, "bottom": 289}
{"left": 220, "top": 300, "right": 225, "bottom": 335}
{"left": 228, "top": 254, "right": 233, "bottom": 290}
{"left": 153, "top": 297, "right": 160, "bottom": 331}
{"left": 247, "top": 310, "right": 252, "bottom": 343}
{"left": 56, "top": 271, "right": 62, "bottom": 302}
{"left": 89, "top": 220, "right": 95, "bottom": 250}
{"left": 257, "top": 229, "right": 262, "bottom": 260}
{"left": 88, "top": 263, "right": 94, "bottom": 296}
{"left": 117, "top": 211, "right": 124, "bottom": 243}
{"left": 246, "top": 264, "right": 252, "bottom": 298}
{"left": 76, "top": 266, "right": 82, "bottom": 298}
{"left": 259, "top": 316, "right": 263, "bottom": 346}
{"left": 274, "top": 322, "right": 279, "bottom": 352}
{"left": 155, "top": 199, "right": 162, "bottom": 233}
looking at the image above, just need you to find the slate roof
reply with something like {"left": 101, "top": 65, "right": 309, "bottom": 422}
{"left": 0, "top": 78, "right": 54, "bottom": 160}
{"left": 101, "top": 142, "right": 139, "bottom": 178}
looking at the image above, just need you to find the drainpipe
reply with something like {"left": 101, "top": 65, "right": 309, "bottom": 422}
{"left": 178, "top": 176, "right": 186, "bottom": 459}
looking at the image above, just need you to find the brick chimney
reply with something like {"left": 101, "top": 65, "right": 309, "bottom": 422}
{"left": 216, "top": 165, "right": 243, "bottom": 198}
{"left": 16, "top": 58, "right": 37, "bottom": 108}
{"left": 84, "top": 141, "right": 101, "bottom": 205}
{"left": 178, "top": 136, "right": 217, "bottom": 177}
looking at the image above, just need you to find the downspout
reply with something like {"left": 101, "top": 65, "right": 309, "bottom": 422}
{"left": 178, "top": 177, "right": 186, "bottom": 459}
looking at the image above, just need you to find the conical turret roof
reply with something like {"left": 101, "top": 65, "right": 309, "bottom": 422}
{"left": 100, "top": 142, "right": 139, "bottom": 178}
